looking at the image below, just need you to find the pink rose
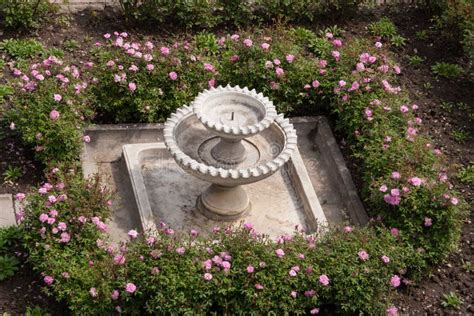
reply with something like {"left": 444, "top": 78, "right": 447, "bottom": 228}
{"left": 390, "top": 275, "right": 401, "bottom": 287}
{"left": 386, "top": 306, "right": 398, "bottom": 316}
{"left": 160, "top": 46, "right": 170, "bottom": 56}
{"left": 39, "top": 213, "right": 49, "bottom": 223}
{"left": 450, "top": 197, "right": 459, "bottom": 205}
{"left": 243, "top": 38, "right": 253, "bottom": 48}
{"left": 114, "top": 254, "right": 126, "bottom": 265}
{"left": 111, "top": 290, "right": 119, "bottom": 300}
{"left": 408, "top": 177, "right": 422, "bottom": 186}
{"left": 15, "top": 193, "right": 26, "bottom": 201}
{"left": 203, "top": 273, "right": 213, "bottom": 281}
{"left": 424, "top": 217, "right": 432, "bottom": 227}
{"left": 319, "top": 274, "right": 330, "bottom": 286}
{"left": 53, "top": 94, "right": 62, "bottom": 102}
{"left": 125, "top": 282, "right": 136, "bottom": 294}
{"left": 275, "top": 249, "right": 285, "bottom": 257}
{"left": 332, "top": 39, "right": 343, "bottom": 47}
{"left": 358, "top": 250, "right": 369, "bottom": 261}
{"left": 356, "top": 62, "right": 365, "bottom": 72}
{"left": 49, "top": 110, "right": 60, "bottom": 120}
{"left": 128, "top": 229, "right": 138, "bottom": 239}
{"left": 59, "top": 232, "right": 70, "bottom": 243}
{"left": 390, "top": 227, "right": 399, "bottom": 237}
{"left": 169, "top": 71, "right": 178, "bottom": 80}
{"left": 381, "top": 255, "right": 390, "bottom": 263}
{"left": 83, "top": 135, "right": 91, "bottom": 143}
{"left": 275, "top": 67, "right": 284, "bottom": 78}
{"left": 128, "top": 82, "right": 137, "bottom": 92}
{"left": 89, "top": 287, "right": 98, "bottom": 298}
{"left": 44, "top": 275, "right": 54, "bottom": 285}
{"left": 146, "top": 64, "right": 154, "bottom": 71}
{"left": 286, "top": 54, "right": 295, "bottom": 63}
{"left": 261, "top": 43, "right": 270, "bottom": 50}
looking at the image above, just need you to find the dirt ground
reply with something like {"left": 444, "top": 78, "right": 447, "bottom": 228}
{"left": 0, "top": 5, "right": 472, "bottom": 315}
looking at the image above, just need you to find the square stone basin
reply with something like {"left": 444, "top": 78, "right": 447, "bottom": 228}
{"left": 123, "top": 143, "right": 327, "bottom": 238}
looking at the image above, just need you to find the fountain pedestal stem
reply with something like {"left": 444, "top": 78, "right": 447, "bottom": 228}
{"left": 210, "top": 138, "right": 247, "bottom": 165}
{"left": 197, "top": 184, "right": 250, "bottom": 221}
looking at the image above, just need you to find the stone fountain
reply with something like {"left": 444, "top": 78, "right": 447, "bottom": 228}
{"left": 163, "top": 85, "right": 297, "bottom": 221}
{"left": 116, "top": 85, "right": 334, "bottom": 237}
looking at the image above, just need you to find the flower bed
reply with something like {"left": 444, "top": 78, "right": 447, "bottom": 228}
{"left": 7, "top": 27, "right": 466, "bottom": 314}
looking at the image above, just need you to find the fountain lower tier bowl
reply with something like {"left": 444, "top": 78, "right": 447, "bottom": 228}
{"left": 164, "top": 105, "right": 297, "bottom": 187}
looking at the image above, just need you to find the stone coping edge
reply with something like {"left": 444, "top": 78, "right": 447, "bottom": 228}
{"left": 314, "top": 117, "right": 369, "bottom": 226}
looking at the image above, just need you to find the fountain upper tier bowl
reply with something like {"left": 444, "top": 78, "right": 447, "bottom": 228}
{"left": 164, "top": 105, "right": 297, "bottom": 186}
{"left": 193, "top": 86, "right": 278, "bottom": 139}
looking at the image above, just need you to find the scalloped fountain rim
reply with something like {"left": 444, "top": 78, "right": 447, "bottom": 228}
{"left": 163, "top": 105, "right": 297, "bottom": 180}
{"left": 192, "top": 85, "right": 278, "bottom": 136}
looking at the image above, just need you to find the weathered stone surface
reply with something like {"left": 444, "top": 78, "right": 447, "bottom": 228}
{"left": 0, "top": 194, "right": 16, "bottom": 227}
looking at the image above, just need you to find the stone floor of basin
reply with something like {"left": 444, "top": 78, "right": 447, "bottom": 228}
{"left": 141, "top": 156, "right": 307, "bottom": 237}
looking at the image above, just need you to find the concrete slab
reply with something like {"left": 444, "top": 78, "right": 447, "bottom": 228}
{"left": 0, "top": 194, "right": 16, "bottom": 227}
{"left": 82, "top": 117, "right": 367, "bottom": 241}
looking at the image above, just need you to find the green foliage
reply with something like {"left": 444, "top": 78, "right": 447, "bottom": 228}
{"left": 0, "top": 226, "right": 22, "bottom": 254}
{"left": 450, "top": 129, "right": 470, "bottom": 143}
{"left": 0, "top": 227, "right": 22, "bottom": 281}
{"left": 63, "top": 39, "right": 80, "bottom": 52}
{"left": 428, "top": 0, "right": 474, "bottom": 60}
{"left": 390, "top": 34, "right": 407, "bottom": 47}
{"left": 0, "top": 255, "right": 19, "bottom": 281}
{"left": 194, "top": 32, "right": 219, "bottom": 55}
{"left": 456, "top": 163, "right": 474, "bottom": 184}
{"left": 415, "top": 30, "right": 428, "bottom": 40}
{"left": 119, "top": 0, "right": 220, "bottom": 29}
{"left": 119, "top": 0, "right": 361, "bottom": 28}
{"left": 407, "top": 54, "right": 426, "bottom": 66}
{"left": 0, "top": 0, "right": 57, "bottom": 29}
{"left": 3, "top": 165, "right": 24, "bottom": 184}
{"left": 218, "top": 0, "right": 255, "bottom": 27}
{"left": 0, "top": 84, "right": 14, "bottom": 99}
{"left": 0, "top": 39, "right": 45, "bottom": 59}
{"left": 25, "top": 306, "right": 51, "bottom": 316}
{"left": 369, "top": 17, "right": 398, "bottom": 39}
{"left": 431, "top": 62, "right": 463, "bottom": 78}
{"left": 318, "top": 25, "right": 345, "bottom": 38}
{"left": 441, "top": 291, "right": 463, "bottom": 309}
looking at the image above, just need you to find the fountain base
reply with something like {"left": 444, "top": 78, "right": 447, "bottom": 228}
{"left": 197, "top": 184, "right": 250, "bottom": 221}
